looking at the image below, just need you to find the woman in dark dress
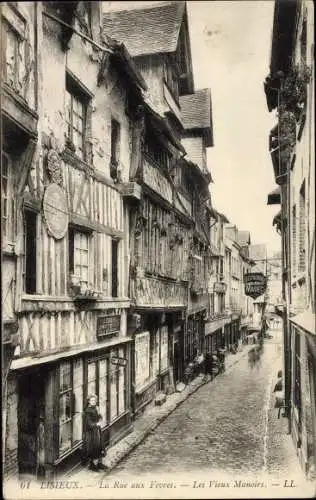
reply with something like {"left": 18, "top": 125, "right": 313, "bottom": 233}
{"left": 84, "top": 395, "right": 107, "bottom": 471}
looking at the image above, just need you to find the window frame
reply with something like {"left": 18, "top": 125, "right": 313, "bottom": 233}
{"left": 68, "top": 226, "right": 91, "bottom": 288}
{"left": 1, "top": 151, "right": 15, "bottom": 243}
{"left": 110, "top": 118, "right": 121, "bottom": 165}
{"left": 65, "top": 72, "right": 91, "bottom": 162}
{"left": 1, "top": 7, "right": 26, "bottom": 93}
{"left": 23, "top": 208, "right": 37, "bottom": 295}
{"left": 58, "top": 358, "right": 84, "bottom": 458}
{"left": 111, "top": 238, "right": 119, "bottom": 298}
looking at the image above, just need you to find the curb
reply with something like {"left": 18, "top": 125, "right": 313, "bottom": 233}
{"left": 72, "top": 346, "right": 252, "bottom": 478}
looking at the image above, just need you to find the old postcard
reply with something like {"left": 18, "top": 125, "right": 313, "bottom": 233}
{"left": 2, "top": 1, "right": 315, "bottom": 499}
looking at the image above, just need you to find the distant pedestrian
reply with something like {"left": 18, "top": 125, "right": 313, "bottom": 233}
{"left": 83, "top": 395, "right": 108, "bottom": 471}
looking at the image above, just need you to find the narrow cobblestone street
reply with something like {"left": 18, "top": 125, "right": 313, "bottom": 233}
{"left": 103, "top": 331, "right": 311, "bottom": 493}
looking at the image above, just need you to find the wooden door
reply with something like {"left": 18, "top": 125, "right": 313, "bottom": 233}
{"left": 18, "top": 371, "right": 45, "bottom": 477}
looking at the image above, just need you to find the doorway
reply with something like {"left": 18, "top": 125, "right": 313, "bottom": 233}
{"left": 18, "top": 370, "right": 45, "bottom": 477}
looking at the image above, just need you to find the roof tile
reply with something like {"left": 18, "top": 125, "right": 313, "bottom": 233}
{"left": 103, "top": 1, "right": 185, "bottom": 57}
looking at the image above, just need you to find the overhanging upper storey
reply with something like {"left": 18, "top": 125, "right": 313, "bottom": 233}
{"left": 264, "top": 0, "right": 299, "bottom": 111}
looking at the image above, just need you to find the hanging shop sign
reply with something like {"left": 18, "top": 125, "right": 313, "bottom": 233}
{"left": 214, "top": 282, "right": 227, "bottom": 293}
{"left": 244, "top": 272, "right": 267, "bottom": 300}
{"left": 111, "top": 356, "right": 128, "bottom": 367}
{"left": 43, "top": 183, "right": 69, "bottom": 240}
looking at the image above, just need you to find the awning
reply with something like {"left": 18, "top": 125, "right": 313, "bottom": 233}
{"left": 290, "top": 310, "right": 315, "bottom": 336}
{"left": 267, "top": 186, "right": 281, "bottom": 205}
{"left": 10, "top": 336, "right": 132, "bottom": 371}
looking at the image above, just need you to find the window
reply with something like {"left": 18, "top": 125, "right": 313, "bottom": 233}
{"left": 299, "top": 182, "right": 306, "bottom": 272}
{"left": 210, "top": 293, "right": 214, "bottom": 315}
{"left": 86, "top": 357, "right": 109, "bottom": 426}
{"left": 292, "top": 205, "right": 297, "bottom": 275}
{"left": 109, "top": 347, "right": 127, "bottom": 421}
{"left": 144, "top": 130, "right": 170, "bottom": 170}
{"left": 110, "top": 119, "right": 121, "bottom": 165}
{"left": 111, "top": 238, "right": 118, "bottom": 298}
{"left": 23, "top": 209, "right": 37, "bottom": 294}
{"left": 58, "top": 359, "right": 83, "bottom": 456}
{"left": 69, "top": 228, "right": 89, "bottom": 288}
{"left": 219, "top": 294, "right": 225, "bottom": 313}
{"left": 1, "top": 152, "right": 14, "bottom": 241}
{"left": 293, "top": 329, "right": 301, "bottom": 422}
{"left": 1, "top": 13, "right": 25, "bottom": 94}
{"left": 66, "top": 74, "right": 88, "bottom": 160}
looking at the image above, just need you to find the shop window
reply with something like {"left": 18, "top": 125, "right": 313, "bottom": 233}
{"left": 111, "top": 238, "right": 118, "bottom": 297}
{"left": 23, "top": 209, "right": 37, "bottom": 294}
{"left": 109, "top": 347, "right": 127, "bottom": 421}
{"left": 1, "top": 152, "right": 14, "bottom": 242}
{"left": 58, "top": 359, "right": 83, "bottom": 456}
{"left": 160, "top": 326, "right": 169, "bottom": 372}
{"left": 135, "top": 331, "right": 151, "bottom": 391}
{"left": 298, "top": 182, "right": 306, "bottom": 272}
{"left": 98, "top": 358, "right": 108, "bottom": 424}
{"left": 86, "top": 357, "right": 109, "bottom": 426}
{"left": 65, "top": 73, "right": 90, "bottom": 161}
{"left": 69, "top": 228, "right": 90, "bottom": 288}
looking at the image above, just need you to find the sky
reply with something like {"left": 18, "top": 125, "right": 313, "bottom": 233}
{"left": 103, "top": 1, "right": 281, "bottom": 256}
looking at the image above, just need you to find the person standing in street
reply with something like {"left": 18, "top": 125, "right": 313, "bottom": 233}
{"left": 83, "top": 394, "right": 108, "bottom": 471}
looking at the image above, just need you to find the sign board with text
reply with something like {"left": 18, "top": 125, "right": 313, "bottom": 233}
{"left": 244, "top": 272, "right": 267, "bottom": 300}
{"left": 111, "top": 356, "right": 127, "bottom": 367}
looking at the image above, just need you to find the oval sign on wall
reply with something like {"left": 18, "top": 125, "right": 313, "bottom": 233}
{"left": 43, "top": 183, "right": 69, "bottom": 240}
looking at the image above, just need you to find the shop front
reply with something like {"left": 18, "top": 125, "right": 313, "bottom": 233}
{"left": 132, "top": 311, "right": 179, "bottom": 416}
{"left": 9, "top": 337, "right": 132, "bottom": 479}
{"left": 184, "top": 311, "right": 205, "bottom": 367}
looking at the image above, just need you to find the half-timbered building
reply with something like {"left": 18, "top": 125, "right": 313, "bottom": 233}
{"left": 103, "top": 1, "right": 213, "bottom": 408}
{"left": 178, "top": 89, "right": 214, "bottom": 378}
{"left": 2, "top": 1, "right": 146, "bottom": 478}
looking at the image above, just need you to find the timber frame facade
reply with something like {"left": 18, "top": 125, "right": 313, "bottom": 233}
{"left": 2, "top": 1, "right": 262, "bottom": 481}
{"left": 2, "top": 1, "right": 146, "bottom": 478}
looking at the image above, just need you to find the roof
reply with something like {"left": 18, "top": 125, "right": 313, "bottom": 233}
{"left": 237, "top": 230, "right": 251, "bottom": 247}
{"left": 109, "top": 41, "right": 147, "bottom": 92}
{"left": 179, "top": 89, "right": 214, "bottom": 146}
{"left": 267, "top": 186, "right": 281, "bottom": 205}
{"left": 103, "top": 1, "right": 186, "bottom": 58}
